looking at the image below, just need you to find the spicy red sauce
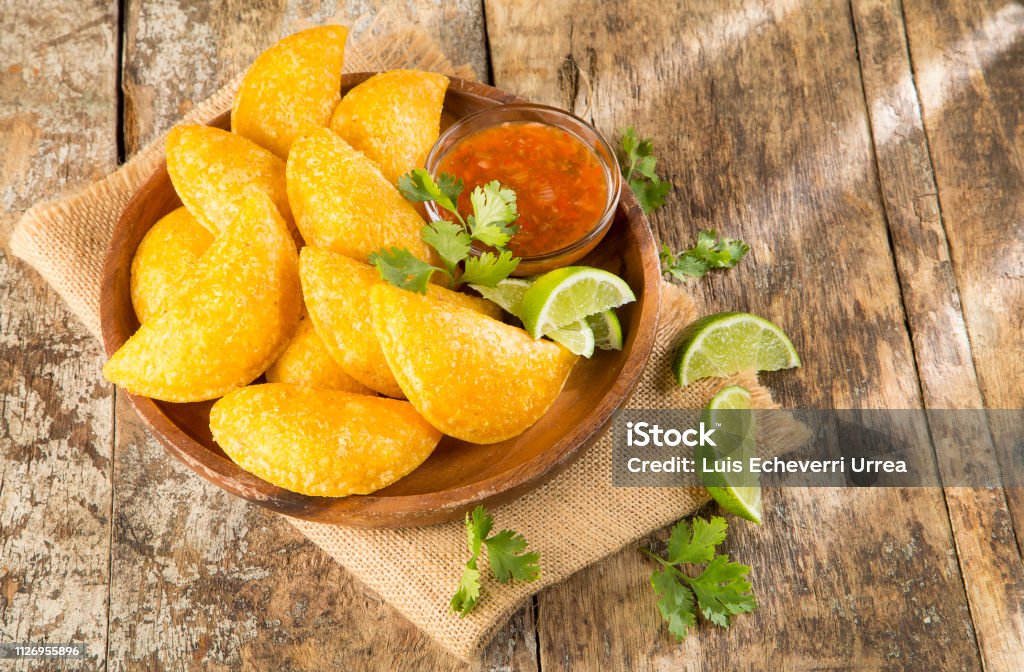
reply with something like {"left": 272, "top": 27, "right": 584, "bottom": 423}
{"left": 437, "top": 121, "right": 608, "bottom": 257}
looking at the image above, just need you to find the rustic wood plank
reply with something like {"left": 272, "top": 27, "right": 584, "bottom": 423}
{"left": 485, "top": 0, "right": 983, "bottom": 668}
{"left": 112, "top": 2, "right": 533, "bottom": 670}
{"left": 898, "top": 0, "right": 1024, "bottom": 409}
{"left": 122, "top": 0, "right": 490, "bottom": 148}
{"left": 850, "top": 1, "right": 1024, "bottom": 668}
{"left": 900, "top": 0, "right": 1024, "bottom": 555}
{"left": 0, "top": 1, "right": 119, "bottom": 670}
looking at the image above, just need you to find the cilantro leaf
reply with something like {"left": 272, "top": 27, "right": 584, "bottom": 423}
{"left": 450, "top": 559, "right": 481, "bottom": 617}
{"left": 436, "top": 173, "right": 465, "bottom": 207}
{"left": 651, "top": 567, "right": 697, "bottom": 640}
{"left": 621, "top": 126, "right": 640, "bottom": 156}
{"left": 718, "top": 238, "right": 750, "bottom": 264}
{"left": 691, "top": 230, "right": 749, "bottom": 269}
{"left": 368, "top": 247, "right": 438, "bottom": 294}
{"left": 630, "top": 177, "right": 672, "bottom": 214}
{"left": 644, "top": 516, "right": 757, "bottom": 639}
{"left": 633, "top": 154, "right": 659, "bottom": 180}
{"left": 466, "top": 505, "right": 493, "bottom": 557}
{"left": 450, "top": 506, "right": 540, "bottom": 617}
{"left": 688, "top": 555, "right": 757, "bottom": 627}
{"left": 421, "top": 221, "right": 471, "bottom": 276}
{"left": 484, "top": 529, "right": 541, "bottom": 583}
{"left": 468, "top": 181, "right": 520, "bottom": 248}
{"left": 666, "top": 516, "right": 728, "bottom": 565}
{"left": 661, "top": 230, "right": 749, "bottom": 280}
{"left": 398, "top": 169, "right": 463, "bottom": 217}
{"left": 459, "top": 250, "right": 520, "bottom": 287}
{"left": 619, "top": 127, "right": 672, "bottom": 214}
{"left": 664, "top": 252, "right": 709, "bottom": 279}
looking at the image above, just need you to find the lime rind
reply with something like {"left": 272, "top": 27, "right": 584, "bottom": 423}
{"left": 673, "top": 312, "right": 800, "bottom": 387}
{"left": 586, "top": 309, "right": 623, "bottom": 351}
{"left": 472, "top": 273, "right": 630, "bottom": 358}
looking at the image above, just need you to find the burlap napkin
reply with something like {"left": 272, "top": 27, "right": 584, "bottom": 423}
{"left": 7, "top": 17, "right": 809, "bottom": 661}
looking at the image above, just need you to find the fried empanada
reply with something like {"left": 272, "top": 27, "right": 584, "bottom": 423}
{"left": 103, "top": 192, "right": 301, "bottom": 402}
{"left": 130, "top": 207, "right": 213, "bottom": 323}
{"left": 370, "top": 283, "right": 578, "bottom": 444}
{"left": 231, "top": 25, "right": 348, "bottom": 158}
{"left": 210, "top": 383, "right": 441, "bottom": 497}
{"left": 329, "top": 69, "right": 448, "bottom": 184}
{"left": 300, "top": 247, "right": 499, "bottom": 398}
{"left": 166, "top": 125, "right": 293, "bottom": 235}
{"left": 265, "top": 318, "right": 373, "bottom": 394}
{"left": 286, "top": 128, "right": 430, "bottom": 263}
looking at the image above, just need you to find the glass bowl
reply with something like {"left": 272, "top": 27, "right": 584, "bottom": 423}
{"left": 424, "top": 103, "right": 622, "bottom": 276}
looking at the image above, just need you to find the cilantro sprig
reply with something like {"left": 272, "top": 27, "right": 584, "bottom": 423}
{"left": 619, "top": 127, "right": 672, "bottom": 213}
{"left": 660, "top": 229, "right": 750, "bottom": 280}
{"left": 451, "top": 505, "right": 540, "bottom": 617}
{"left": 369, "top": 169, "right": 521, "bottom": 293}
{"left": 643, "top": 516, "right": 757, "bottom": 639}
{"left": 617, "top": 129, "right": 751, "bottom": 278}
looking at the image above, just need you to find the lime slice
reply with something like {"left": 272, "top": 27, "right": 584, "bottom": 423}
{"left": 699, "top": 385, "right": 762, "bottom": 524}
{"left": 673, "top": 312, "right": 800, "bottom": 387}
{"left": 471, "top": 278, "right": 596, "bottom": 356}
{"left": 586, "top": 309, "right": 623, "bottom": 351}
{"left": 520, "top": 267, "right": 636, "bottom": 338}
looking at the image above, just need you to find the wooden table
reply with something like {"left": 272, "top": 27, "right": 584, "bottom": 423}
{"left": 2, "top": 1, "right": 1022, "bottom": 669}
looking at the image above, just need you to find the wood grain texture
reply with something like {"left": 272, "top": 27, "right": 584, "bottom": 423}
{"left": 113, "top": 1, "right": 534, "bottom": 669}
{"left": 899, "top": 0, "right": 1024, "bottom": 412}
{"left": 485, "top": 0, "right": 983, "bottom": 668}
{"left": 850, "top": 1, "right": 1024, "bottom": 668}
{"left": 0, "top": 1, "right": 119, "bottom": 670}
{"left": 900, "top": 0, "right": 1024, "bottom": 565}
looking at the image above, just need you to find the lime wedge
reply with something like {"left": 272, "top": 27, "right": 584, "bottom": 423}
{"left": 673, "top": 312, "right": 800, "bottom": 387}
{"left": 699, "top": 385, "right": 762, "bottom": 524}
{"left": 469, "top": 278, "right": 532, "bottom": 315}
{"left": 520, "top": 267, "right": 636, "bottom": 338}
{"left": 548, "top": 320, "right": 595, "bottom": 357}
{"left": 708, "top": 384, "right": 753, "bottom": 409}
{"left": 707, "top": 483, "right": 762, "bottom": 525}
{"left": 586, "top": 309, "right": 623, "bottom": 351}
{"left": 471, "top": 278, "right": 596, "bottom": 356}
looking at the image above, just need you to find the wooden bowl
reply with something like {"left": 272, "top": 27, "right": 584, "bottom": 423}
{"left": 100, "top": 75, "right": 661, "bottom": 528}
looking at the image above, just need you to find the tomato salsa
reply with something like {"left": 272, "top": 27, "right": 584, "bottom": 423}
{"left": 437, "top": 121, "right": 609, "bottom": 257}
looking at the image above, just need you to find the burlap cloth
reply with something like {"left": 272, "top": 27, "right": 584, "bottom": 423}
{"left": 7, "top": 17, "right": 809, "bottom": 661}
